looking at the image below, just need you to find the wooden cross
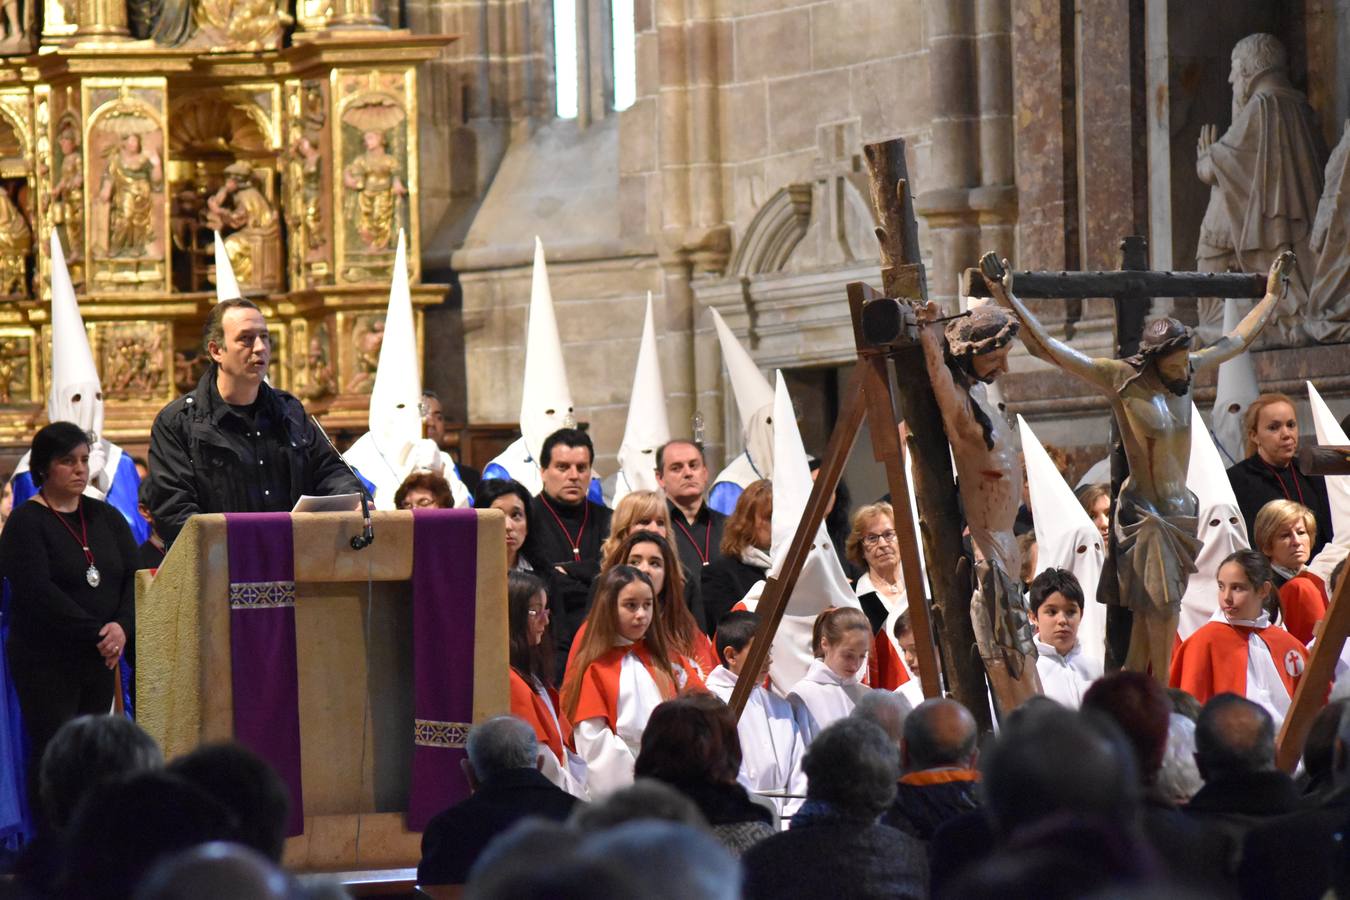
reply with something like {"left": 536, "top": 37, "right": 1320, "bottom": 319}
{"left": 963, "top": 238, "right": 1267, "bottom": 667}
{"left": 729, "top": 139, "right": 993, "bottom": 730}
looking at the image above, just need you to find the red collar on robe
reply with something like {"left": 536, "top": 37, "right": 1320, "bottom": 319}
{"left": 509, "top": 668, "right": 568, "bottom": 764}
{"left": 869, "top": 631, "right": 911, "bottom": 691}
{"left": 1169, "top": 619, "right": 1308, "bottom": 703}
{"left": 566, "top": 640, "right": 676, "bottom": 744}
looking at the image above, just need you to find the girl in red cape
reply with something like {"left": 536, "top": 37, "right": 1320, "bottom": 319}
{"left": 561, "top": 565, "right": 689, "bottom": 796}
{"left": 1253, "top": 499, "right": 1328, "bottom": 645}
{"left": 506, "top": 570, "right": 588, "bottom": 798}
{"left": 1170, "top": 549, "right": 1308, "bottom": 731}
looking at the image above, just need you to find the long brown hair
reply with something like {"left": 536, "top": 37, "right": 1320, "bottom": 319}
{"left": 604, "top": 529, "right": 701, "bottom": 663}
{"left": 508, "top": 570, "right": 552, "bottom": 686}
{"left": 601, "top": 490, "right": 670, "bottom": 561}
{"left": 720, "top": 479, "right": 773, "bottom": 559}
{"left": 561, "top": 566, "right": 678, "bottom": 721}
{"left": 1243, "top": 392, "right": 1296, "bottom": 459}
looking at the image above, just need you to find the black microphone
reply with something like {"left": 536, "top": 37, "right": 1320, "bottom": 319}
{"left": 311, "top": 415, "right": 375, "bottom": 551}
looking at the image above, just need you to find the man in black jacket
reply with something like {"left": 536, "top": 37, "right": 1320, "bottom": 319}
{"left": 146, "top": 299, "right": 363, "bottom": 546}
{"left": 882, "top": 698, "right": 980, "bottom": 841}
{"left": 418, "top": 716, "right": 578, "bottom": 886}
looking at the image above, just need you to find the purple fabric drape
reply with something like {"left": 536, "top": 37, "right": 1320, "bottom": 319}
{"left": 226, "top": 513, "right": 304, "bottom": 836}
{"left": 408, "top": 508, "right": 479, "bottom": 831}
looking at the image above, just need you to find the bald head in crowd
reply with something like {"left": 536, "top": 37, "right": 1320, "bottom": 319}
{"left": 903, "top": 698, "right": 978, "bottom": 772}
{"left": 1194, "top": 693, "right": 1275, "bottom": 781}
{"left": 134, "top": 843, "right": 292, "bottom": 900}
{"left": 851, "top": 690, "right": 912, "bottom": 749}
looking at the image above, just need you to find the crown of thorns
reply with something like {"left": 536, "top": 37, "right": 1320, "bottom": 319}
{"left": 945, "top": 306, "right": 1019, "bottom": 357}
{"left": 1124, "top": 317, "right": 1192, "bottom": 368}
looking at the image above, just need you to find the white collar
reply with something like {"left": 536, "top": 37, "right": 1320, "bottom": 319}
{"left": 803, "top": 657, "right": 862, "bottom": 687}
{"left": 1208, "top": 606, "right": 1271, "bottom": 629}
{"left": 1033, "top": 637, "right": 1079, "bottom": 662}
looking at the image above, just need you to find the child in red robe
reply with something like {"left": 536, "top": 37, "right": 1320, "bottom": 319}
{"left": 560, "top": 565, "right": 692, "bottom": 797}
{"left": 506, "top": 570, "right": 587, "bottom": 797}
{"left": 1170, "top": 549, "right": 1308, "bottom": 730}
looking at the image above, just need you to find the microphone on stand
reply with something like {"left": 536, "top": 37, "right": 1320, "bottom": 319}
{"left": 311, "top": 415, "right": 375, "bottom": 551}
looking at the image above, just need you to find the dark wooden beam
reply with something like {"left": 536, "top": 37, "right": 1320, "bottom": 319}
{"left": 961, "top": 268, "right": 1264, "bottom": 301}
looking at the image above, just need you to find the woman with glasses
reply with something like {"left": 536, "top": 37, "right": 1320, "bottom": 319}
{"left": 844, "top": 501, "right": 912, "bottom": 690}
{"left": 507, "top": 570, "right": 587, "bottom": 797}
{"left": 394, "top": 471, "right": 453, "bottom": 511}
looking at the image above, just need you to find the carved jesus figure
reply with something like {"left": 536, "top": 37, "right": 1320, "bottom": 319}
{"left": 980, "top": 250, "right": 1294, "bottom": 680}
{"left": 915, "top": 300, "right": 1042, "bottom": 709}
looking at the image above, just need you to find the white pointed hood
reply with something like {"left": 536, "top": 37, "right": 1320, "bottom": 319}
{"left": 1018, "top": 416, "right": 1106, "bottom": 667}
{"left": 48, "top": 230, "right": 104, "bottom": 443}
{"left": 1211, "top": 298, "right": 1260, "bottom": 465}
{"left": 759, "top": 371, "right": 860, "bottom": 691}
{"left": 1180, "top": 402, "right": 1250, "bottom": 639}
{"left": 1306, "top": 382, "right": 1350, "bottom": 581}
{"left": 711, "top": 307, "right": 774, "bottom": 477}
{"left": 213, "top": 231, "right": 242, "bottom": 301}
{"left": 366, "top": 230, "right": 423, "bottom": 447}
{"left": 615, "top": 294, "right": 671, "bottom": 503}
{"left": 519, "top": 237, "right": 575, "bottom": 463}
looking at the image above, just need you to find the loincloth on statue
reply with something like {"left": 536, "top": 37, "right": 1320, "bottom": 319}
{"left": 1113, "top": 491, "right": 1202, "bottom": 615}
{"left": 970, "top": 558, "right": 1037, "bottom": 680}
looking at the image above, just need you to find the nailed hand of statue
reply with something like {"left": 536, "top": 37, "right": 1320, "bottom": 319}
{"left": 979, "top": 252, "right": 1013, "bottom": 294}
{"left": 1267, "top": 249, "right": 1297, "bottom": 297}
{"left": 913, "top": 299, "right": 941, "bottom": 326}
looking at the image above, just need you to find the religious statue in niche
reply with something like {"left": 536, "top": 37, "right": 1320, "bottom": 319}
{"left": 1308, "top": 122, "right": 1350, "bottom": 342}
{"left": 145, "top": 0, "right": 289, "bottom": 50}
{"left": 1195, "top": 33, "right": 1324, "bottom": 346}
{"left": 205, "top": 161, "right": 282, "bottom": 291}
{"left": 980, "top": 251, "right": 1295, "bottom": 682}
{"left": 102, "top": 324, "right": 166, "bottom": 398}
{"left": 50, "top": 120, "right": 84, "bottom": 264}
{"left": 0, "top": 182, "right": 31, "bottom": 297}
{"left": 341, "top": 96, "right": 406, "bottom": 257}
{"left": 0, "top": 0, "right": 30, "bottom": 52}
{"left": 345, "top": 315, "right": 383, "bottom": 393}
{"left": 285, "top": 134, "right": 324, "bottom": 251}
{"left": 96, "top": 118, "right": 163, "bottom": 259}
{"left": 0, "top": 335, "right": 29, "bottom": 403}
{"left": 299, "top": 322, "right": 336, "bottom": 402}
{"left": 914, "top": 299, "right": 1041, "bottom": 708}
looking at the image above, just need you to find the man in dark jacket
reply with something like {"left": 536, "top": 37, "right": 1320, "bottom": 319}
{"left": 882, "top": 698, "right": 980, "bottom": 841}
{"left": 146, "top": 299, "right": 363, "bottom": 546}
{"left": 1185, "top": 694, "right": 1306, "bottom": 877}
{"left": 418, "top": 716, "right": 578, "bottom": 886}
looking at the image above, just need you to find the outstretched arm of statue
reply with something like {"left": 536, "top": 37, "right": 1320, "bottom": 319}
{"left": 915, "top": 300, "right": 985, "bottom": 447}
{"left": 978, "top": 252, "right": 1120, "bottom": 393}
{"left": 1192, "top": 250, "right": 1295, "bottom": 371}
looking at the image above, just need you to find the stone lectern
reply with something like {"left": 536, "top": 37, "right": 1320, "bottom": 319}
{"left": 135, "top": 509, "right": 509, "bottom": 871}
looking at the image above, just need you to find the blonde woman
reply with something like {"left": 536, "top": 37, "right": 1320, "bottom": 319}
{"left": 845, "top": 502, "right": 911, "bottom": 690}
{"left": 1253, "top": 499, "right": 1327, "bottom": 645}
{"left": 601, "top": 490, "right": 705, "bottom": 632}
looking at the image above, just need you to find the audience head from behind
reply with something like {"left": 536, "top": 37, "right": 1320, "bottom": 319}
{"left": 507, "top": 570, "right": 554, "bottom": 687}
{"left": 1253, "top": 498, "right": 1316, "bottom": 576}
{"left": 635, "top": 694, "right": 741, "bottom": 788}
{"left": 568, "top": 778, "right": 710, "bottom": 834}
{"left": 63, "top": 770, "right": 236, "bottom": 900}
{"left": 1167, "top": 687, "right": 1202, "bottom": 722}
{"left": 850, "top": 690, "right": 912, "bottom": 750}
{"left": 474, "top": 478, "right": 533, "bottom": 569}
{"left": 1194, "top": 692, "right": 1276, "bottom": 782}
{"left": 1081, "top": 671, "right": 1171, "bottom": 787}
{"left": 463, "top": 716, "right": 542, "bottom": 791}
{"left": 1028, "top": 567, "right": 1085, "bottom": 657}
{"left": 902, "top": 698, "right": 978, "bottom": 774}
{"left": 811, "top": 606, "right": 872, "bottom": 683}
{"left": 132, "top": 842, "right": 293, "bottom": 900}
{"left": 40, "top": 714, "right": 163, "bottom": 834}
{"left": 394, "top": 471, "right": 453, "bottom": 510}
{"left": 166, "top": 742, "right": 291, "bottom": 863}
{"left": 539, "top": 428, "right": 594, "bottom": 506}
{"left": 802, "top": 717, "right": 900, "bottom": 821}
{"left": 467, "top": 819, "right": 629, "bottom": 900}
{"left": 578, "top": 820, "right": 741, "bottom": 900}
{"left": 714, "top": 609, "right": 763, "bottom": 678}
{"left": 1299, "top": 698, "right": 1349, "bottom": 798}
{"left": 982, "top": 701, "right": 1140, "bottom": 840}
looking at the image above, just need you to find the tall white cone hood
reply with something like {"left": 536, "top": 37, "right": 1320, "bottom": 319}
{"left": 615, "top": 294, "right": 671, "bottom": 502}
{"left": 1017, "top": 415, "right": 1106, "bottom": 667}
{"left": 366, "top": 230, "right": 423, "bottom": 445}
{"left": 48, "top": 230, "right": 103, "bottom": 440}
{"left": 1211, "top": 298, "right": 1261, "bottom": 465}
{"left": 1306, "top": 382, "right": 1350, "bottom": 581}
{"left": 1180, "top": 402, "right": 1250, "bottom": 638}
{"left": 519, "top": 237, "right": 575, "bottom": 463}
{"left": 760, "top": 371, "right": 860, "bottom": 690}
{"left": 213, "top": 231, "right": 242, "bottom": 302}
{"left": 710, "top": 307, "right": 775, "bottom": 477}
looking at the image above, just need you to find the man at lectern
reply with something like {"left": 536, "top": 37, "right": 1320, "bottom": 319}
{"left": 145, "top": 299, "right": 365, "bottom": 546}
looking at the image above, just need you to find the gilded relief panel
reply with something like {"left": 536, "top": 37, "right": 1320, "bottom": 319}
{"left": 284, "top": 79, "right": 331, "bottom": 289}
{"left": 0, "top": 93, "right": 32, "bottom": 300}
{"left": 0, "top": 327, "right": 35, "bottom": 405}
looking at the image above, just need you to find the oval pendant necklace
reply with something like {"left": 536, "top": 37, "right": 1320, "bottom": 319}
{"left": 41, "top": 491, "right": 100, "bottom": 587}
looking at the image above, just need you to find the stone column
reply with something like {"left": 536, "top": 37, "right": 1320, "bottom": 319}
{"left": 577, "top": 0, "right": 615, "bottom": 126}
{"left": 74, "top": 0, "right": 128, "bottom": 38}
{"left": 973, "top": 0, "right": 1016, "bottom": 261}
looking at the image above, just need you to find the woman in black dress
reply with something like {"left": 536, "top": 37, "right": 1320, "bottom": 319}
{"left": 1, "top": 422, "right": 137, "bottom": 789}
{"left": 701, "top": 479, "right": 774, "bottom": 629}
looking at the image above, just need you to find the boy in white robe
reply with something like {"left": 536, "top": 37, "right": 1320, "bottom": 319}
{"left": 704, "top": 611, "right": 807, "bottom": 818}
{"left": 1030, "top": 568, "right": 1102, "bottom": 709}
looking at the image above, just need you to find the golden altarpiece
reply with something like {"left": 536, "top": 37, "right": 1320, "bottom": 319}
{"left": 0, "top": 0, "right": 451, "bottom": 448}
